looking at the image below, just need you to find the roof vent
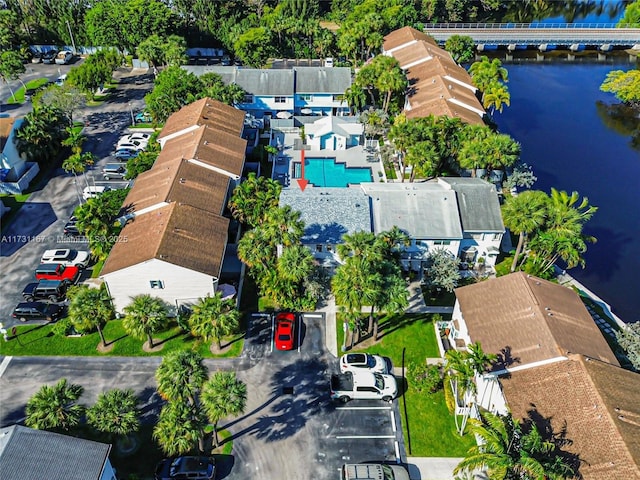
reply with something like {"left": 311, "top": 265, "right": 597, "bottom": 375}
{"left": 548, "top": 313, "right": 553, "bottom": 317}
{"left": 545, "top": 307, "right": 551, "bottom": 311}
{"left": 204, "top": 140, "right": 208, "bottom": 145}
{"left": 179, "top": 178, "right": 186, "bottom": 184}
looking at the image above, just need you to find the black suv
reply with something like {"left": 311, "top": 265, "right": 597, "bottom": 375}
{"left": 12, "top": 302, "right": 65, "bottom": 322}
{"left": 64, "top": 215, "right": 81, "bottom": 237}
{"left": 22, "top": 279, "right": 68, "bottom": 302}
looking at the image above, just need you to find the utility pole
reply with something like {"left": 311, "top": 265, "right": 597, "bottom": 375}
{"left": 66, "top": 20, "right": 77, "bottom": 54}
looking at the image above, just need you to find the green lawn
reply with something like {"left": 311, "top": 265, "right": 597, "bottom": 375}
{"left": 336, "top": 313, "right": 474, "bottom": 456}
{"left": 0, "top": 320, "right": 244, "bottom": 358}
{"left": 7, "top": 77, "right": 50, "bottom": 104}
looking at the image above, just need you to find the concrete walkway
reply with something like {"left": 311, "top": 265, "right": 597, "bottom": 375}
{"left": 406, "top": 457, "right": 466, "bottom": 480}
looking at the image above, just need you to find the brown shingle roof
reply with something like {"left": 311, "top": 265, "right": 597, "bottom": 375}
{"left": 390, "top": 40, "right": 454, "bottom": 70}
{"left": 157, "top": 125, "right": 246, "bottom": 178}
{"left": 407, "top": 57, "right": 476, "bottom": 92}
{"left": 0, "top": 117, "right": 15, "bottom": 148}
{"left": 406, "top": 75, "right": 484, "bottom": 118}
{"left": 123, "top": 158, "right": 229, "bottom": 214}
{"left": 158, "top": 97, "right": 245, "bottom": 141}
{"left": 501, "top": 355, "right": 640, "bottom": 480}
{"left": 454, "top": 272, "right": 619, "bottom": 369}
{"left": 382, "top": 26, "right": 438, "bottom": 52}
{"left": 101, "top": 203, "right": 229, "bottom": 277}
{"left": 405, "top": 98, "right": 484, "bottom": 125}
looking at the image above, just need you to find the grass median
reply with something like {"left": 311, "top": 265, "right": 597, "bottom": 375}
{"left": 336, "top": 312, "right": 475, "bottom": 457}
{"left": 0, "top": 319, "right": 244, "bottom": 358}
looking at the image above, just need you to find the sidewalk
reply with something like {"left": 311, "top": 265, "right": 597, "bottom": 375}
{"left": 406, "top": 457, "right": 466, "bottom": 480}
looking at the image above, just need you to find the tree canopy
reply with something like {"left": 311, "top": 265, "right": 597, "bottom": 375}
{"left": 600, "top": 70, "right": 640, "bottom": 109}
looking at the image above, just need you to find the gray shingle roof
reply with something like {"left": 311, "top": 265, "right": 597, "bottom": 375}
{"left": 360, "top": 183, "right": 462, "bottom": 239}
{"left": 438, "top": 177, "right": 504, "bottom": 233}
{"left": 279, "top": 188, "right": 372, "bottom": 244}
{"left": 235, "top": 69, "right": 294, "bottom": 96}
{"left": 0, "top": 425, "right": 111, "bottom": 480}
{"left": 294, "top": 67, "right": 352, "bottom": 94}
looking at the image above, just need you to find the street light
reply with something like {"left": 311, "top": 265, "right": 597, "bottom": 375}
{"left": 128, "top": 103, "right": 135, "bottom": 126}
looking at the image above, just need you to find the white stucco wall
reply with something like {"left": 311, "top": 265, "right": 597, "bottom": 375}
{"left": 102, "top": 259, "right": 217, "bottom": 313}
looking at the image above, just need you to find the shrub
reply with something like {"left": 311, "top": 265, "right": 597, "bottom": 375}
{"left": 408, "top": 362, "right": 443, "bottom": 394}
{"left": 443, "top": 376, "right": 456, "bottom": 414}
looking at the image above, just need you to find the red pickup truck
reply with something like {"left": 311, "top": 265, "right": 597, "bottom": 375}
{"left": 35, "top": 263, "right": 80, "bottom": 284}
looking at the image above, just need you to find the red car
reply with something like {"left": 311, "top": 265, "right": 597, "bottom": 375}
{"left": 35, "top": 263, "right": 80, "bottom": 284}
{"left": 275, "top": 312, "right": 296, "bottom": 351}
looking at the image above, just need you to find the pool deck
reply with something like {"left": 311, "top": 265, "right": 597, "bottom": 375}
{"left": 271, "top": 131, "right": 386, "bottom": 190}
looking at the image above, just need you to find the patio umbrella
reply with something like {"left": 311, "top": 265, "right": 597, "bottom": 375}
{"left": 276, "top": 111, "right": 292, "bottom": 119}
{"left": 217, "top": 283, "right": 237, "bottom": 300}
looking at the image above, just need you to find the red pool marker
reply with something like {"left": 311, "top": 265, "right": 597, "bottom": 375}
{"left": 297, "top": 149, "right": 309, "bottom": 191}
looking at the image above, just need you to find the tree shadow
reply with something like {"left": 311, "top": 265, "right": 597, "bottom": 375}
{"left": 493, "top": 346, "right": 520, "bottom": 373}
{"left": 524, "top": 406, "right": 584, "bottom": 478}
{"left": 105, "top": 333, "right": 129, "bottom": 346}
{"left": 0, "top": 202, "right": 57, "bottom": 256}
{"left": 227, "top": 357, "right": 332, "bottom": 444}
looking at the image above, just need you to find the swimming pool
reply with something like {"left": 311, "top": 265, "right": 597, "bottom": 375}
{"left": 294, "top": 157, "right": 372, "bottom": 187}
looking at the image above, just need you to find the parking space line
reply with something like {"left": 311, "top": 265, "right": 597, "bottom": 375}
{"left": 304, "top": 314, "right": 323, "bottom": 318}
{"left": 0, "top": 356, "right": 12, "bottom": 378}
{"left": 335, "top": 406, "right": 392, "bottom": 410}
{"left": 335, "top": 435, "right": 396, "bottom": 439}
{"left": 394, "top": 441, "right": 401, "bottom": 463}
{"left": 390, "top": 410, "right": 396, "bottom": 432}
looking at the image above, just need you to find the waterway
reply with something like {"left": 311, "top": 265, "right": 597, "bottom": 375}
{"left": 493, "top": 56, "right": 639, "bottom": 324}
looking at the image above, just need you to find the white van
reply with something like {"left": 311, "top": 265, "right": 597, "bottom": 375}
{"left": 82, "top": 185, "right": 111, "bottom": 200}
{"left": 55, "top": 74, "right": 67, "bottom": 86}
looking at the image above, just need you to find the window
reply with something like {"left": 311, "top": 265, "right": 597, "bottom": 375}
{"left": 242, "top": 94, "right": 254, "bottom": 103}
{"left": 274, "top": 96, "right": 287, "bottom": 103}
{"left": 356, "top": 386, "right": 378, "bottom": 393}
{"left": 150, "top": 280, "right": 164, "bottom": 289}
{"left": 326, "top": 245, "right": 333, "bottom": 252}
{"left": 491, "top": 233, "right": 502, "bottom": 241}
{"left": 463, "top": 233, "right": 484, "bottom": 240}
{"left": 316, "top": 245, "right": 323, "bottom": 252}
{"left": 300, "top": 94, "right": 312, "bottom": 101}
{"left": 433, "top": 240, "right": 451, "bottom": 246}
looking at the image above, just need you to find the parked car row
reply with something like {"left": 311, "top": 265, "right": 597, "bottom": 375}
{"left": 113, "top": 132, "right": 151, "bottom": 163}
{"left": 29, "top": 49, "right": 74, "bottom": 65}
{"left": 11, "top": 249, "right": 89, "bottom": 322}
{"left": 331, "top": 353, "right": 396, "bottom": 403}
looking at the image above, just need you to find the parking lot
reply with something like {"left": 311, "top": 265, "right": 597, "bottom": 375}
{"left": 0, "top": 68, "right": 153, "bottom": 328}
{"left": 220, "top": 313, "right": 405, "bottom": 480}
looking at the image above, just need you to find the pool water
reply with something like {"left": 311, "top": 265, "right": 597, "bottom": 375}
{"left": 294, "top": 157, "right": 372, "bottom": 187}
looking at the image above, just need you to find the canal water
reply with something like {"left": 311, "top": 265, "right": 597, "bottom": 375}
{"left": 494, "top": 56, "right": 639, "bottom": 324}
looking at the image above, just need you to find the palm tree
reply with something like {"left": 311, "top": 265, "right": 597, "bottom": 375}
{"left": 228, "top": 172, "right": 282, "bottom": 226}
{"left": 454, "top": 410, "right": 576, "bottom": 480}
{"left": 260, "top": 206, "right": 304, "bottom": 248}
{"left": 201, "top": 371, "right": 247, "bottom": 448}
{"left": 188, "top": 294, "right": 240, "bottom": 350}
{"left": 482, "top": 82, "right": 511, "bottom": 115}
{"left": 343, "top": 84, "right": 367, "bottom": 114}
{"left": 67, "top": 285, "right": 114, "bottom": 348}
{"left": 86, "top": 389, "right": 140, "bottom": 441}
{"left": 444, "top": 349, "right": 476, "bottom": 435}
{"left": 482, "top": 133, "right": 521, "bottom": 178}
{"left": 237, "top": 227, "right": 276, "bottom": 274}
{"left": 501, "top": 190, "right": 549, "bottom": 272}
{"left": 122, "top": 294, "right": 170, "bottom": 349}
{"left": 62, "top": 151, "right": 95, "bottom": 192}
{"left": 61, "top": 126, "right": 85, "bottom": 154}
{"left": 25, "top": 378, "right": 85, "bottom": 432}
{"left": 153, "top": 401, "right": 208, "bottom": 456}
{"left": 337, "top": 231, "right": 381, "bottom": 263}
{"left": 467, "top": 342, "right": 498, "bottom": 375}
{"left": 155, "top": 351, "right": 208, "bottom": 405}
{"left": 277, "top": 244, "right": 314, "bottom": 283}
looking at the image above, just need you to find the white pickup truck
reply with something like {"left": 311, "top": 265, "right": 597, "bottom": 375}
{"left": 330, "top": 369, "right": 397, "bottom": 403}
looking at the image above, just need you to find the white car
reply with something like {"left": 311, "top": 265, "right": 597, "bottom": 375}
{"left": 116, "top": 140, "right": 147, "bottom": 151}
{"left": 340, "top": 353, "right": 391, "bottom": 374}
{"left": 83, "top": 185, "right": 111, "bottom": 200}
{"left": 41, "top": 249, "right": 90, "bottom": 268}
{"left": 118, "top": 133, "right": 151, "bottom": 146}
{"left": 330, "top": 370, "right": 398, "bottom": 403}
{"left": 55, "top": 50, "right": 73, "bottom": 65}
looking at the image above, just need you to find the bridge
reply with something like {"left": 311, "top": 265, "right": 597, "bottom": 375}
{"left": 423, "top": 23, "right": 640, "bottom": 50}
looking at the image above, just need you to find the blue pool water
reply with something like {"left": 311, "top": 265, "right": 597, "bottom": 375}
{"left": 295, "top": 157, "right": 372, "bottom": 187}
